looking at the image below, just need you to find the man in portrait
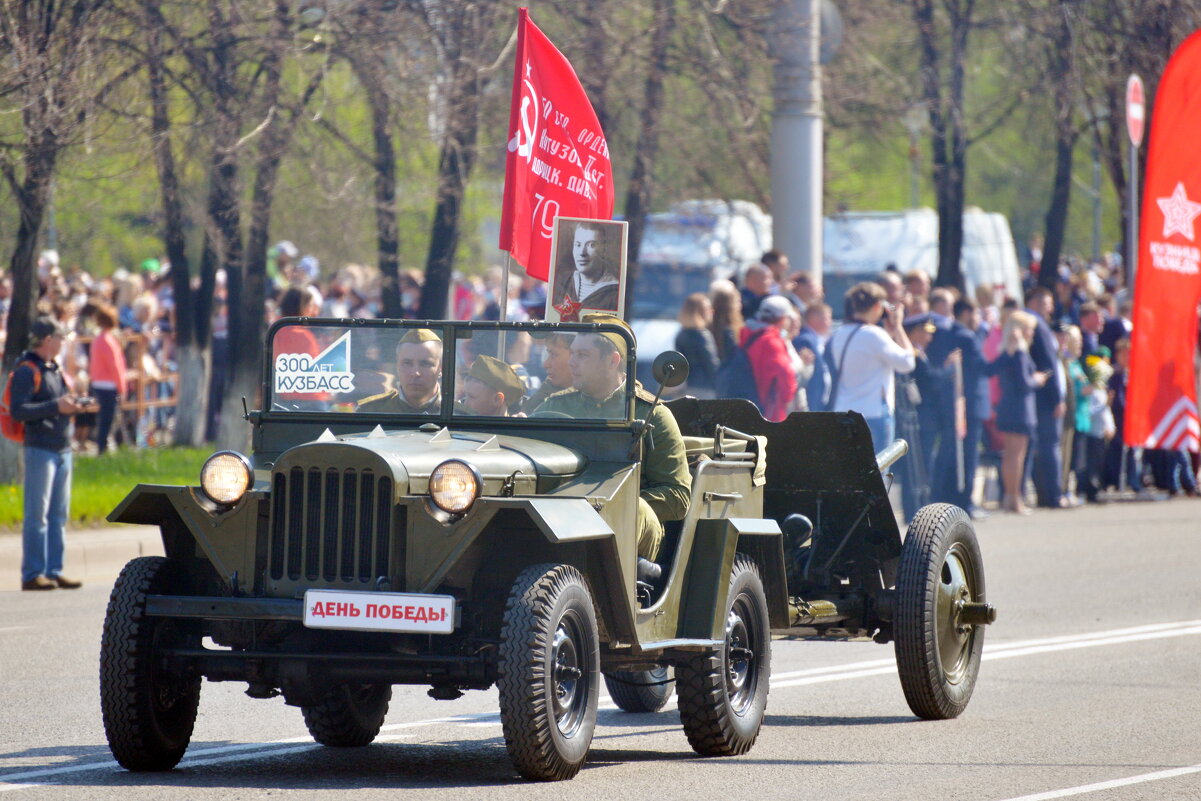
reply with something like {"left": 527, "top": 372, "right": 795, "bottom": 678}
{"left": 550, "top": 220, "right": 622, "bottom": 322}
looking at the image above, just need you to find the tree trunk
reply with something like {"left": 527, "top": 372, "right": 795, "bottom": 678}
{"left": 367, "top": 79, "right": 402, "bottom": 319}
{"left": 420, "top": 68, "right": 481, "bottom": 320}
{"left": 622, "top": 0, "right": 674, "bottom": 297}
{"left": 0, "top": 145, "right": 56, "bottom": 485}
{"left": 1039, "top": 136, "right": 1076, "bottom": 290}
{"left": 146, "top": 21, "right": 209, "bottom": 446}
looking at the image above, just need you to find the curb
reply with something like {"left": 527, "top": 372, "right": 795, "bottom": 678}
{"left": 0, "top": 525, "right": 163, "bottom": 593}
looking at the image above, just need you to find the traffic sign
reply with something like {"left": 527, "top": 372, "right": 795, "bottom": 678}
{"left": 1127, "top": 74, "right": 1145, "bottom": 146}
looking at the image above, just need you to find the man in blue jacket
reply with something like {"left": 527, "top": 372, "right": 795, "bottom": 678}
{"left": 9, "top": 317, "right": 92, "bottom": 590}
{"left": 927, "top": 299, "right": 992, "bottom": 518}
{"left": 793, "top": 302, "right": 832, "bottom": 410}
{"left": 1026, "top": 287, "right": 1066, "bottom": 508}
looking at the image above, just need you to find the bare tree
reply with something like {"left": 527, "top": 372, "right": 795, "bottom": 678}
{"left": 0, "top": 0, "right": 121, "bottom": 482}
{"left": 415, "top": 1, "right": 509, "bottom": 319}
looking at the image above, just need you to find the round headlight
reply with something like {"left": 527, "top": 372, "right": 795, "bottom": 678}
{"left": 200, "top": 451, "right": 254, "bottom": 506}
{"left": 428, "top": 460, "right": 481, "bottom": 515}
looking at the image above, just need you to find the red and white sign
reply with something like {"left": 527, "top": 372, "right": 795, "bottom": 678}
{"left": 1127, "top": 74, "right": 1146, "bottom": 146}
{"left": 1126, "top": 32, "right": 1201, "bottom": 453}
{"left": 303, "top": 590, "right": 455, "bottom": 634}
{"left": 498, "top": 7, "right": 614, "bottom": 281}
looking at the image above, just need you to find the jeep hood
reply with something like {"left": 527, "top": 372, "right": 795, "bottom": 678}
{"left": 273, "top": 426, "right": 586, "bottom": 494}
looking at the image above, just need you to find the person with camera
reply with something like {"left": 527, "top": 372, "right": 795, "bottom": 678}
{"left": 824, "top": 282, "right": 916, "bottom": 452}
{"left": 8, "top": 316, "right": 96, "bottom": 590}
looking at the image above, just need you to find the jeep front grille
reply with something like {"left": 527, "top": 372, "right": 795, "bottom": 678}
{"left": 268, "top": 467, "right": 395, "bottom": 584}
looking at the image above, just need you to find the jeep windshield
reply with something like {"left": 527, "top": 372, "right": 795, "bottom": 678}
{"left": 266, "top": 319, "right": 636, "bottom": 423}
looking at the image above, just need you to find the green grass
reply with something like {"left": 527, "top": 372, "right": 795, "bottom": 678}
{"left": 0, "top": 447, "right": 210, "bottom": 530}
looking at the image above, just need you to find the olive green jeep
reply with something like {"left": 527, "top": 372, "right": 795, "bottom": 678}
{"left": 99, "top": 318, "right": 995, "bottom": 782}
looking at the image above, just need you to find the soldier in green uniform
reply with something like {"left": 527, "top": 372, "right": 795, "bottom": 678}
{"left": 358, "top": 328, "right": 443, "bottom": 414}
{"left": 459, "top": 354, "right": 526, "bottom": 416}
{"left": 522, "top": 332, "right": 574, "bottom": 413}
{"left": 536, "top": 314, "right": 691, "bottom": 561}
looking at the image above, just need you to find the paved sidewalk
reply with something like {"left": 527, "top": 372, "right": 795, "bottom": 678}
{"left": 0, "top": 524, "right": 163, "bottom": 592}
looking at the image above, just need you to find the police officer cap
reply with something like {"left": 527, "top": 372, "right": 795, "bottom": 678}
{"left": 399, "top": 327, "right": 441, "bottom": 345}
{"left": 580, "top": 313, "right": 633, "bottom": 357}
{"left": 903, "top": 312, "right": 937, "bottom": 333}
{"left": 29, "top": 316, "right": 66, "bottom": 346}
{"left": 468, "top": 354, "right": 525, "bottom": 404}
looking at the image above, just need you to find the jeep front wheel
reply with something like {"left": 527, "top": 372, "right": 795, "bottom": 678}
{"left": 677, "top": 554, "right": 770, "bottom": 757}
{"left": 302, "top": 684, "right": 392, "bottom": 746}
{"left": 498, "top": 563, "right": 599, "bottom": 781}
{"left": 100, "top": 556, "right": 201, "bottom": 771}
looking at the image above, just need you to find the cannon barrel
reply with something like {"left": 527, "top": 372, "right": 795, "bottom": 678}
{"left": 875, "top": 438, "right": 909, "bottom": 472}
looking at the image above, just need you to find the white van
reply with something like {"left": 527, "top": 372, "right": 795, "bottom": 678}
{"left": 822, "top": 207, "right": 1024, "bottom": 316}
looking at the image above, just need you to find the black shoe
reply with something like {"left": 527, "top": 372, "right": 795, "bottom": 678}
{"left": 52, "top": 575, "right": 82, "bottom": 589}
{"left": 21, "top": 576, "right": 56, "bottom": 591}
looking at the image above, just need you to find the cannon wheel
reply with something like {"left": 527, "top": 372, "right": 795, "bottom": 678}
{"left": 100, "top": 556, "right": 201, "bottom": 771}
{"left": 676, "top": 554, "right": 770, "bottom": 756}
{"left": 603, "top": 666, "right": 675, "bottom": 713}
{"left": 302, "top": 684, "right": 392, "bottom": 746}
{"left": 895, "top": 503, "right": 986, "bottom": 720}
{"left": 498, "top": 563, "right": 599, "bottom": 781}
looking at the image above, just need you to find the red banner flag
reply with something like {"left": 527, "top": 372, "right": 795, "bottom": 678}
{"left": 498, "top": 8, "right": 614, "bottom": 281}
{"left": 1126, "top": 30, "right": 1201, "bottom": 453}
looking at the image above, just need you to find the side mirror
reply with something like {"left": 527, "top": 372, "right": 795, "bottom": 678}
{"left": 652, "top": 350, "right": 690, "bottom": 389}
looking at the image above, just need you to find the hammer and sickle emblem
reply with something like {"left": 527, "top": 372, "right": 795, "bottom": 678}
{"left": 507, "top": 76, "right": 538, "bottom": 163}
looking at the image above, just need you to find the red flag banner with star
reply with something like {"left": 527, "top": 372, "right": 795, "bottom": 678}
{"left": 1126, "top": 30, "right": 1201, "bottom": 452}
{"left": 498, "top": 8, "right": 614, "bottom": 281}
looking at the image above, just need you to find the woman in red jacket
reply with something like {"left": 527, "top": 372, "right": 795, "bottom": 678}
{"left": 742, "top": 295, "right": 807, "bottom": 422}
{"left": 89, "top": 304, "right": 128, "bottom": 454}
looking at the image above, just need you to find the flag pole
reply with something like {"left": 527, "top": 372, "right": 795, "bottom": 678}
{"left": 499, "top": 252, "right": 512, "bottom": 323}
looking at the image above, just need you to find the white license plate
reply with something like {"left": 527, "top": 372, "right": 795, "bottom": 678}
{"left": 303, "top": 589, "right": 455, "bottom": 634}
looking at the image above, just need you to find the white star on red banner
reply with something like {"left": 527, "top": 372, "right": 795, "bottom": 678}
{"left": 1156, "top": 182, "right": 1201, "bottom": 241}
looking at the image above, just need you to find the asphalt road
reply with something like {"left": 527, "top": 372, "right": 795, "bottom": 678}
{"left": 1, "top": 498, "right": 1198, "bottom": 801}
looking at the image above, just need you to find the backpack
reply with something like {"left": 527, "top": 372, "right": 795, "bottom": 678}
{"left": 714, "top": 328, "right": 768, "bottom": 410}
{"left": 0, "top": 360, "right": 41, "bottom": 443}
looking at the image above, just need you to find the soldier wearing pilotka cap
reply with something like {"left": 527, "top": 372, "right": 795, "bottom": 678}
{"left": 358, "top": 328, "right": 443, "bottom": 414}
{"left": 535, "top": 314, "right": 691, "bottom": 562}
{"left": 459, "top": 354, "right": 526, "bottom": 416}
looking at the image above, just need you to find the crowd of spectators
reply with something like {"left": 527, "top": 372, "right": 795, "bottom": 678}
{"left": 3, "top": 236, "right": 1197, "bottom": 521}
{"left": 675, "top": 245, "right": 1199, "bottom": 520}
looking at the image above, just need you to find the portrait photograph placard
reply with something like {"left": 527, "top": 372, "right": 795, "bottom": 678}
{"left": 545, "top": 217, "right": 628, "bottom": 323}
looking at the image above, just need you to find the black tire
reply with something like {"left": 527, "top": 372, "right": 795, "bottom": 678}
{"left": 302, "top": 684, "right": 392, "bottom": 746}
{"left": 895, "top": 503, "right": 987, "bottom": 720}
{"left": 100, "top": 556, "right": 201, "bottom": 771}
{"left": 604, "top": 666, "right": 675, "bottom": 713}
{"left": 677, "top": 555, "right": 770, "bottom": 757}
{"left": 498, "top": 563, "right": 600, "bottom": 781}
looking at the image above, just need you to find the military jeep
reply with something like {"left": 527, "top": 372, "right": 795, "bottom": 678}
{"left": 99, "top": 318, "right": 995, "bottom": 782}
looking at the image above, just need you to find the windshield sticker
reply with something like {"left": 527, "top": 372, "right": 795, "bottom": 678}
{"left": 275, "top": 331, "right": 356, "bottom": 394}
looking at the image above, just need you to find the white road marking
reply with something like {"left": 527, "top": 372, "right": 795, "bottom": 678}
{"left": 3, "top": 620, "right": 1200, "bottom": 791}
{"left": 992, "top": 763, "right": 1201, "bottom": 801}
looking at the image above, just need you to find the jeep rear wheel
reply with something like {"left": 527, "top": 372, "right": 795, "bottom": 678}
{"left": 604, "top": 667, "right": 674, "bottom": 713}
{"left": 677, "top": 555, "right": 770, "bottom": 756}
{"left": 302, "top": 684, "right": 392, "bottom": 746}
{"left": 498, "top": 563, "right": 599, "bottom": 781}
{"left": 100, "top": 556, "right": 201, "bottom": 771}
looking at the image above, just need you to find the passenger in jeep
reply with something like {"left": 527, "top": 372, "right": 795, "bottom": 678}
{"left": 536, "top": 314, "right": 691, "bottom": 560}
{"left": 458, "top": 354, "right": 526, "bottom": 416}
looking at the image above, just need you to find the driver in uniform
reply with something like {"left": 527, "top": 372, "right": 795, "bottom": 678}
{"left": 536, "top": 314, "right": 691, "bottom": 561}
{"left": 358, "top": 328, "right": 443, "bottom": 414}
{"left": 458, "top": 354, "right": 526, "bottom": 417}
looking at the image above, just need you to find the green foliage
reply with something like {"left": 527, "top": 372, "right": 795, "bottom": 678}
{"left": 0, "top": 447, "right": 210, "bottom": 530}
